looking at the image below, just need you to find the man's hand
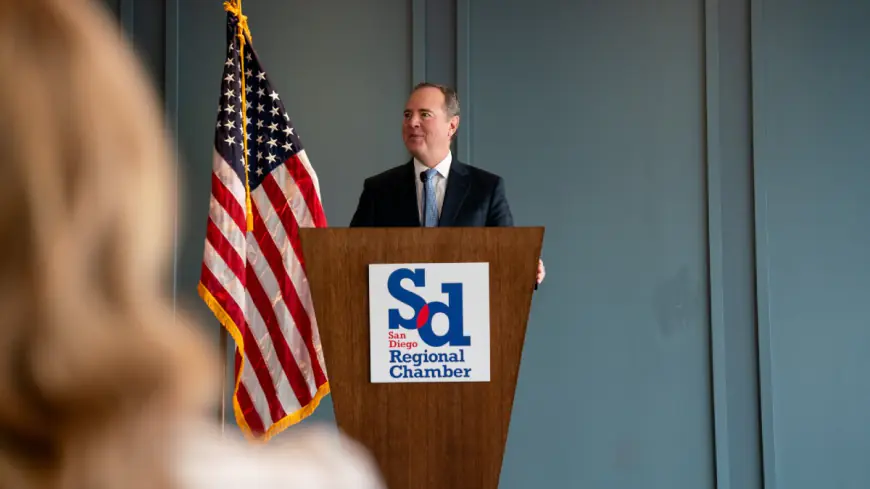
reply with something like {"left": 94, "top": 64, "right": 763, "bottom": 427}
{"left": 536, "top": 258, "right": 545, "bottom": 285}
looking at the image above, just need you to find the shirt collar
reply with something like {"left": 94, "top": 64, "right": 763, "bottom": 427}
{"left": 414, "top": 150, "right": 452, "bottom": 178}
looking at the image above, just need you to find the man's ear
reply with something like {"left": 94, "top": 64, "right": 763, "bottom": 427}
{"left": 448, "top": 115, "right": 460, "bottom": 138}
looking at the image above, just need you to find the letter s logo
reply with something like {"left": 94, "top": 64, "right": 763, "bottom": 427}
{"left": 387, "top": 268, "right": 426, "bottom": 330}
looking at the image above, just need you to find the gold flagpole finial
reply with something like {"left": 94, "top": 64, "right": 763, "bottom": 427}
{"left": 223, "top": 0, "right": 252, "bottom": 43}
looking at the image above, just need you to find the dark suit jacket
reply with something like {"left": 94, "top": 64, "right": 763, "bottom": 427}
{"left": 349, "top": 159, "right": 513, "bottom": 227}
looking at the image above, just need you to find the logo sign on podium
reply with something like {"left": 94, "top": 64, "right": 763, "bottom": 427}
{"left": 368, "top": 262, "right": 490, "bottom": 383}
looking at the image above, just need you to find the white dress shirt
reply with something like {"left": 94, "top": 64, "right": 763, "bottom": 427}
{"left": 413, "top": 151, "right": 452, "bottom": 223}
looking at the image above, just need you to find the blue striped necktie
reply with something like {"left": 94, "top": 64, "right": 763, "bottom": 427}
{"left": 422, "top": 168, "right": 438, "bottom": 227}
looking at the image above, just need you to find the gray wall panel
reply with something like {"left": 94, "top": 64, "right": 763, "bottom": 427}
{"left": 467, "top": 1, "right": 714, "bottom": 487}
{"left": 752, "top": 0, "right": 870, "bottom": 487}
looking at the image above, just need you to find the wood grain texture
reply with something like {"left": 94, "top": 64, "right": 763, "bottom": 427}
{"left": 299, "top": 227, "right": 544, "bottom": 489}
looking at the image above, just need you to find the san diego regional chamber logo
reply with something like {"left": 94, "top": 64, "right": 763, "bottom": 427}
{"left": 368, "top": 263, "right": 490, "bottom": 383}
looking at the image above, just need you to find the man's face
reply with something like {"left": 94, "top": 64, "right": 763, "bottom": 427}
{"left": 402, "top": 87, "right": 459, "bottom": 165}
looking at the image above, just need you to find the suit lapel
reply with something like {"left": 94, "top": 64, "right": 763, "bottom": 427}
{"left": 397, "top": 161, "right": 421, "bottom": 226}
{"left": 439, "top": 160, "right": 470, "bottom": 227}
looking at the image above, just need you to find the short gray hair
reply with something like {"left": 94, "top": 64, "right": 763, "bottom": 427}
{"left": 412, "top": 82, "right": 460, "bottom": 118}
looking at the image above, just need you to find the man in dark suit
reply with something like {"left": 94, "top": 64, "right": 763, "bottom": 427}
{"left": 350, "top": 82, "right": 545, "bottom": 285}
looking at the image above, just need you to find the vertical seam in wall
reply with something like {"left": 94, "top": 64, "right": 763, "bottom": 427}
{"left": 749, "top": 0, "right": 777, "bottom": 486}
{"left": 455, "top": 0, "right": 470, "bottom": 163}
{"left": 165, "top": 0, "right": 179, "bottom": 317}
{"left": 704, "top": 0, "right": 731, "bottom": 488}
{"left": 412, "top": 0, "right": 427, "bottom": 87}
{"left": 120, "top": 0, "right": 135, "bottom": 39}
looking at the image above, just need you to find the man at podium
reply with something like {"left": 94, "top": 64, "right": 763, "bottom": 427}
{"left": 349, "top": 82, "right": 545, "bottom": 285}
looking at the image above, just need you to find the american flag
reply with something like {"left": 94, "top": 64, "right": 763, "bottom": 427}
{"left": 198, "top": 7, "right": 329, "bottom": 441}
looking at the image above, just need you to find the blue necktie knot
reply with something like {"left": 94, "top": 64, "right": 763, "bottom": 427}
{"left": 422, "top": 168, "right": 439, "bottom": 227}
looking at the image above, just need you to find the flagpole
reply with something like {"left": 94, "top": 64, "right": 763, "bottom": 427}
{"left": 220, "top": 327, "right": 228, "bottom": 433}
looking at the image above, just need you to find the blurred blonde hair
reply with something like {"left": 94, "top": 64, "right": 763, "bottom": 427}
{"left": 0, "top": 0, "right": 218, "bottom": 488}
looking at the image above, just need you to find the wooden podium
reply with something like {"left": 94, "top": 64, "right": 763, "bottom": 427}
{"left": 298, "top": 227, "right": 543, "bottom": 489}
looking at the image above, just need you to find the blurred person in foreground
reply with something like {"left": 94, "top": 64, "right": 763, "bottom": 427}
{"left": 0, "top": 0, "right": 384, "bottom": 488}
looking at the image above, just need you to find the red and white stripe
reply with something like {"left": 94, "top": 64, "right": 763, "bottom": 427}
{"left": 200, "top": 148, "right": 328, "bottom": 440}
